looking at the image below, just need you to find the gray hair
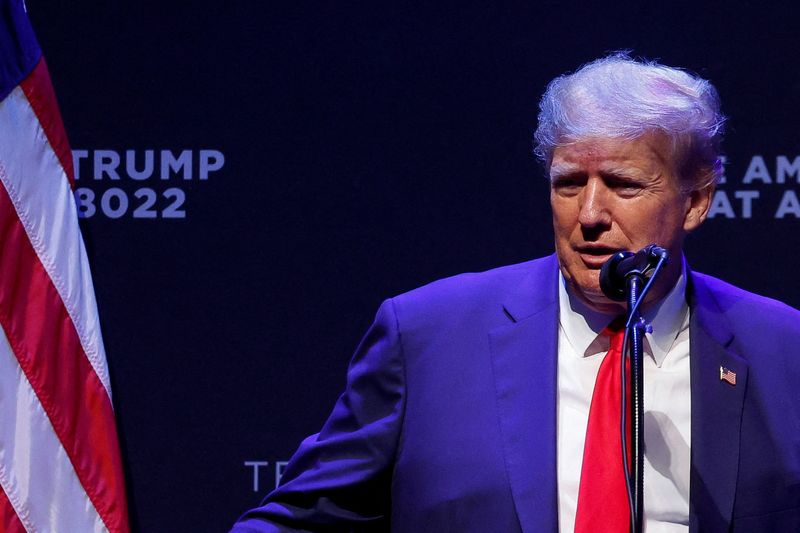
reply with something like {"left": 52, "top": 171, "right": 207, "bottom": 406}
{"left": 533, "top": 53, "right": 725, "bottom": 191}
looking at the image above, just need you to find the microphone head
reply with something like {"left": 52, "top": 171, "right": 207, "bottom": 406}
{"left": 600, "top": 250, "right": 634, "bottom": 302}
{"left": 600, "top": 244, "right": 670, "bottom": 302}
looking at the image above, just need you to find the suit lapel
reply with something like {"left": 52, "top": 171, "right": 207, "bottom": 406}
{"left": 688, "top": 271, "right": 748, "bottom": 532}
{"left": 486, "top": 258, "right": 750, "bottom": 531}
{"left": 489, "top": 256, "right": 560, "bottom": 533}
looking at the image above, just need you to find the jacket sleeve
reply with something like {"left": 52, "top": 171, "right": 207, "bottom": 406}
{"left": 230, "top": 298, "right": 406, "bottom": 532}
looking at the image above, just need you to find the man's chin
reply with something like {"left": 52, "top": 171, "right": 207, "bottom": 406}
{"left": 580, "top": 287, "right": 609, "bottom": 304}
{"left": 570, "top": 282, "right": 625, "bottom": 315}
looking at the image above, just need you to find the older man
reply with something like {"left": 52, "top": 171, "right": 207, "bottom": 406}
{"left": 231, "top": 55, "right": 800, "bottom": 532}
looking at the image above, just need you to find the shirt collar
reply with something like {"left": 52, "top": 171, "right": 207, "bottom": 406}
{"left": 557, "top": 260, "right": 689, "bottom": 368}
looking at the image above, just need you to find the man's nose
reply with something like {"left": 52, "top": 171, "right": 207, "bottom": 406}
{"left": 578, "top": 178, "right": 612, "bottom": 228}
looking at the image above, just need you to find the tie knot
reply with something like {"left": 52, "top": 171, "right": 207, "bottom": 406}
{"left": 601, "top": 317, "right": 627, "bottom": 353}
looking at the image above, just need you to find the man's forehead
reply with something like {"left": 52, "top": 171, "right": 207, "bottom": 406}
{"left": 549, "top": 136, "right": 669, "bottom": 177}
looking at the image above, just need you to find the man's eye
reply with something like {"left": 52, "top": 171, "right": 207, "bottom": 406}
{"left": 610, "top": 181, "right": 643, "bottom": 197}
{"left": 552, "top": 179, "right": 583, "bottom": 194}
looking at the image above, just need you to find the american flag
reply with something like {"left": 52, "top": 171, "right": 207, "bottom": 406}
{"left": 719, "top": 366, "right": 737, "bottom": 386}
{"left": 0, "top": 1, "right": 129, "bottom": 531}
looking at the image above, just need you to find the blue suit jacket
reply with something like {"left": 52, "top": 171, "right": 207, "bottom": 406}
{"left": 232, "top": 255, "right": 800, "bottom": 532}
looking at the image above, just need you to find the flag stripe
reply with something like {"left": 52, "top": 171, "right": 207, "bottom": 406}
{"left": 20, "top": 58, "right": 75, "bottom": 183}
{"left": 0, "top": 178, "right": 125, "bottom": 532}
{"left": 0, "top": 84, "right": 111, "bottom": 397}
{"left": 0, "top": 483, "right": 26, "bottom": 533}
{"left": 0, "top": 81, "right": 128, "bottom": 530}
{"left": 0, "top": 5, "right": 129, "bottom": 531}
{"left": 0, "top": 323, "right": 106, "bottom": 532}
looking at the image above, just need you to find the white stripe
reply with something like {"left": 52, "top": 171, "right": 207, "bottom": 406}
{"left": 0, "top": 323, "right": 107, "bottom": 533}
{"left": 0, "top": 87, "right": 111, "bottom": 398}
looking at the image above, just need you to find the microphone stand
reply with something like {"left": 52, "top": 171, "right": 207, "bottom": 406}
{"left": 624, "top": 275, "right": 646, "bottom": 533}
{"left": 600, "top": 244, "right": 668, "bottom": 533}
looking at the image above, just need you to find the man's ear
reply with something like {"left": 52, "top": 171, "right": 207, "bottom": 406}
{"left": 683, "top": 182, "right": 715, "bottom": 232}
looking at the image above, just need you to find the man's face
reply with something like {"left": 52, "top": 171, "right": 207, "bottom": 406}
{"left": 549, "top": 134, "right": 711, "bottom": 313}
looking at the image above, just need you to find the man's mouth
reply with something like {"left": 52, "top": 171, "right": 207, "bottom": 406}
{"left": 575, "top": 245, "right": 621, "bottom": 268}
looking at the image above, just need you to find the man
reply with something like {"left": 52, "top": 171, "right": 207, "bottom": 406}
{"left": 231, "top": 54, "right": 800, "bottom": 532}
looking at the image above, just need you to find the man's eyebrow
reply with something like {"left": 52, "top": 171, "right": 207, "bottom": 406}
{"left": 549, "top": 163, "right": 583, "bottom": 180}
{"left": 597, "top": 164, "right": 641, "bottom": 180}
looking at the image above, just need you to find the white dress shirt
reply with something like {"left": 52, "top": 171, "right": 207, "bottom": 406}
{"left": 556, "top": 270, "right": 691, "bottom": 533}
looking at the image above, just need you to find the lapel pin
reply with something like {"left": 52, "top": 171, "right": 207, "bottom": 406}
{"left": 720, "top": 366, "right": 737, "bottom": 386}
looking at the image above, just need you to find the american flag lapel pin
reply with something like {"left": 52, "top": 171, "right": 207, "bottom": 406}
{"left": 720, "top": 366, "right": 737, "bottom": 386}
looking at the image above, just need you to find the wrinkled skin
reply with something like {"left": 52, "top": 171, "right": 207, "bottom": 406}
{"left": 549, "top": 134, "right": 713, "bottom": 314}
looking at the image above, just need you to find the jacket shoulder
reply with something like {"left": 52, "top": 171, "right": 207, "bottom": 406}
{"left": 691, "top": 271, "right": 800, "bottom": 342}
{"left": 692, "top": 271, "right": 800, "bottom": 319}
{"left": 389, "top": 255, "right": 557, "bottom": 331}
{"left": 393, "top": 256, "right": 552, "bottom": 308}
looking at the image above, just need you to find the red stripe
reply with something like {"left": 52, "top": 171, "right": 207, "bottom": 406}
{"left": 0, "top": 185, "right": 129, "bottom": 532}
{"left": 0, "top": 484, "right": 26, "bottom": 533}
{"left": 19, "top": 58, "right": 75, "bottom": 186}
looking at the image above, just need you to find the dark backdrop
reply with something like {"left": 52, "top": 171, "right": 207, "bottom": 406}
{"left": 25, "top": 2, "right": 800, "bottom": 531}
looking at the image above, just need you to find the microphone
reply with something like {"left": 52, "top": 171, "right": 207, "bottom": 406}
{"left": 600, "top": 244, "right": 669, "bottom": 301}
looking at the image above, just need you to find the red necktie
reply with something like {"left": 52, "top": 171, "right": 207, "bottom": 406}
{"left": 574, "top": 322, "right": 631, "bottom": 532}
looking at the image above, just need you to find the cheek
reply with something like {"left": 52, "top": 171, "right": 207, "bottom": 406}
{"left": 550, "top": 198, "right": 577, "bottom": 232}
{"left": 619, "top": 203, "right": 685, "bottom": 245}
{"left": 652, "top": 197, "right": 689, "bottom": 229}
